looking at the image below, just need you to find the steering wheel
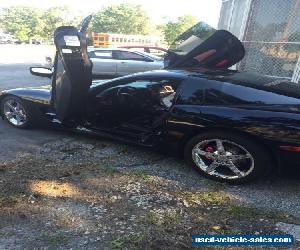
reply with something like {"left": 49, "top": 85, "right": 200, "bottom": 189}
{"left": 117, "top": 86, "right": 140, "bottom": 107}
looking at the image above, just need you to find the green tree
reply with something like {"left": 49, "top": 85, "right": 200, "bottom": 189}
{"left": 162, "top": 15, "right": 198, "bottom": 45}
{"left": 92, "top": 4, "right": 150, "bottom": 34}
{"left": 42, "top": 6, "right": 81, "bottom": 39}
{"left": 0, "top": 6, "right": 44, "bottom": 40}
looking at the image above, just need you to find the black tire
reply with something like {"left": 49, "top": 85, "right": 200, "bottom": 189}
{"left": 184, "top": 131, "right": 271, "bottom": 184}
{"left": 1, "top": 96, "right": 35, "bottom": 129}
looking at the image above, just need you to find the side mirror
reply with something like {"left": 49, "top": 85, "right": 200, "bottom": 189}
{"left": 30, "top": 67, "right": 52, "bottom": 78}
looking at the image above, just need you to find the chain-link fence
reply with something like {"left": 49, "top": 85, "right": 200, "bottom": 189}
{"left": 238, "top": 0, "right": 300, "bottom": 80}
{"left": 219, "top": 0, "right": 300, "bottom": 82}
{"left": 239, "top": 42, "right": 300, "bottom": 79}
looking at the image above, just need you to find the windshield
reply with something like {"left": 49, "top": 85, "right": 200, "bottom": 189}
{"left": 169, "top": 22, "right": 216, "bottom": 56}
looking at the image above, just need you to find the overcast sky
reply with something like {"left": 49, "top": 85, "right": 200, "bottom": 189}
{"left": 0, "top": 0, "right": 222, "bottom": 27}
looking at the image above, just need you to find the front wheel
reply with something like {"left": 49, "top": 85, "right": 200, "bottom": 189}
{"left": 1, "top": 96, "right": 35, "bottom": 129}
{"left": 184, "top": 131, "right": 271, "bottom": 184}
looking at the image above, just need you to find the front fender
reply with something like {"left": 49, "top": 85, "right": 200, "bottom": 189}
{"left": 0, "top": 86, "right": 52, "bottom": 119}
{"left": 0, "top": 86, "right": 51, "bottom": 105}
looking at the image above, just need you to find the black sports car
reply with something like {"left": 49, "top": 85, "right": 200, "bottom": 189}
{"left": 1, "top": 16, "right": 300, "bottom": 184}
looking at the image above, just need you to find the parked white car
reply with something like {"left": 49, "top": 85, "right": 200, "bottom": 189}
{"left": 88, "top": 48, "right": 164, "bottom": 77}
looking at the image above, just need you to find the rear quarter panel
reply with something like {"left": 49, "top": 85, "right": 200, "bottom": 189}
{"left": 167, "top": 105, "right": 300, "bottom": 145}
{"left": 166, "top": 76, "right": 300, "bottom": 152}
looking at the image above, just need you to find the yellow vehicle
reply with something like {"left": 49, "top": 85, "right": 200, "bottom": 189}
{"left": 90, "top": 32, "right": 163, "bottom": 48}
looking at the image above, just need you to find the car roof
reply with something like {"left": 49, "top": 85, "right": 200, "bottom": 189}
{"left": 118, "top": 45, "right": 168, "bottom": 52}
{"left": 88, "top": 47, "right": 134, "bottom": 52}
{"left": 88, "top": 47, "right": 163, "bottom": 61}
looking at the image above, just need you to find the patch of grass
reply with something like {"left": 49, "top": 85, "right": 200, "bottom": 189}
{"left": 38, "top": 232, "right": 70, "bottom": 247}
{"left": 111, "top": 237, "right": 124, "bottom": 249}
{"left": 0, "top": 193, "right": 21, "bottom": 206}
{"left": 95, "top": 222, "right": 103, "bottom": 231}
{"left": 204, "top": 179, "right": 226, "bottom": 191}
{"left": 126, "top": 170, "right": 151, "bottom": 180}
{"left": 103, "top": 166, "right": 120, "bottom": 175}
{"left": 112, "top": 234, "right": 146, "bottom": 249}
{"left": 142, "top": 210, "right": 180, "bottom": 226}
{"left": 142, "top": 211, "right": 160, "bottom": 226}
{"left": 163, "top": 210, "right": 181, "bottom": 225}
{"left": 178, "top": 191, "right": 231, "bottom": 206}
{"left": 193, "top": 213, "right": 205, "bottom": 224}
{"left": 226, "top": 204, "right": 288, "bottom": 220}
{"left": 222, "top": 227, "right": 242, "bottom": 234}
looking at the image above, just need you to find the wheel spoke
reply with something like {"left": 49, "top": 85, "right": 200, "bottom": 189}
{"left": 227, "top": 162, "right": 245, "bottom": 178}
{"left": 206, "top": 161, "right": 219, "bottom": 173}
{"left": 15, "top": 114, "right": 22, "bottom": 125}
{"left": 228, "top": 154, "right": 251, "bottom": 161}
{"left": 194, "top": 148, "right": 216, "bottom": 160}
{"left": 15, "top": 102, "right": 20, "bottom": 110}
{"left": 194, "top": 148, "right": 212, "bottom": 157}
{"left": 5, "top": 111, "right": 14, "bottom": 119}
{"left": 216, "top": 139, "right": 225, "bottom": 153}
{"left": 193, "top": 151, "right": 206, "bottom": 167}
{"left": 4, "top": 102, "right": 15, "bottom": 111}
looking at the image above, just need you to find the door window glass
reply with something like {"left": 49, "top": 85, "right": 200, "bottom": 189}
{"left": 116, "top": 51, "right": 147, "bottom": 61}
{"left": 114, "top": 79, "right": 181, "bottom": 110}
{"left": 91, "top": 50, "right": 113, "bottom": 59}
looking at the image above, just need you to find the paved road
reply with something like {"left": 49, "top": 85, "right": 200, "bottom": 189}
{"left": 0, "top": 121, "right": 67, "bottom": 161}
{"left": 0, "top": 44, "right": 53, "bottom": 90}
{"left": 0, "top": 63, "right": 50, "bottom": 91}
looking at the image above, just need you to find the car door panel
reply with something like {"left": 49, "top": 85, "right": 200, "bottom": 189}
{"left": 144, "top": 61, "right": 164, "bottom": 71}
{"left": 117, "top": 60, "right": 147, "bottom": 75}
{"left": 91, "top": 58, "right": 117, "bottom": 76}
{"left": 114, "top": 51, "right": 149, "bottom": 75}
{"left": 89, "top": 50, "right": 117, "bottom": 76}
{"left": 52, "top": 17, "right": 92, "bottom": 124}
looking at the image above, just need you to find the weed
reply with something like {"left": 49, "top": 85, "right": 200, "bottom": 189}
{"left": 126, "top": 170, "right": 151, "bottom": 180}
{"left": 103, "top": 166, "right": 120, "bottom": 175}
{"left": 0, "top": 193, "right": 21, "bottom": 206}
{"left": 226, "top": 204, "right": 288, "bottom": 220}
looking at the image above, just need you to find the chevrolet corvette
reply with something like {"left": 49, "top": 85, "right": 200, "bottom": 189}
{"left": 1, "top": 16, "right": 299, "bottom": 183}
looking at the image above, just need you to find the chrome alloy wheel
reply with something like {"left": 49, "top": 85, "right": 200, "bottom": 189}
{"left": 3, "top": 98, "right": 27, "bottom": 126}
{"left": 192, "top": 139, "right": 255, "bottom": 180}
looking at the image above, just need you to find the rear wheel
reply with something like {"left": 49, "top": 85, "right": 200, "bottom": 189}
{"left": 184, "top": 131, "right": 271, "bottom": 184}
{"left": 1, "top": 96, "right": 35, "bottom": 128}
